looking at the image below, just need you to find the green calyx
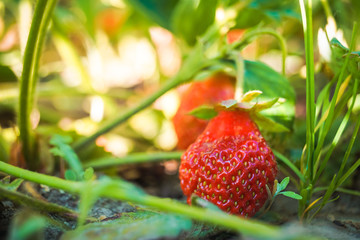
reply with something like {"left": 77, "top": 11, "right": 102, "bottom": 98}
{"left": 218, "top": 90, "right": 290, "bottom": 133}
{"left": 189, "top": 90, "right": 290, "bottom": 133}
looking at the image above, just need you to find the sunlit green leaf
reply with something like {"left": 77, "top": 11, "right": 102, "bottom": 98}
{"left": 278, "top": 177, "right": 290, "bottom": 192}
{"left": 241, "top": 90, "right": 262, "bottom": 102}
{"left": 279, "top": 191, "right": 303, "bottom": 200}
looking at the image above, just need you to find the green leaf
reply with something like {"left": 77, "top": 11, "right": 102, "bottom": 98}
{"left": 62, "top": 211, "right": 192, "bottom": 240}
{"left": 50, "top": 134, "right": 83, "bottom": 180}
{"left": 128, "top": 0, "right": 179, "bottom": 30}
{"left": 171, "top": 0, "right": 218, "bottom": 46}
{"left": 188, "top": 105, "right": 217, "bottom": 120}
{"left": 278, "top": 177, "right": 290, "bottom": 192}
{"left": 330, "top": 38, "right": 360, "bottom": 78}
{"left": 249, "top": 0, "right": 299, "bottom": 21}
{"left": 0, "top": 177, "right": 24, "bottom": 191}
{"left": 252, "top": 113, "right": 290, "bottom": 133}
{"left": 279, "top": 191, "right": 303, "bottom": 200}
{"left": 234, "top": 7, "right": 267, "bottom": 29}
{"left": 83, "top": 167, "right": 94, "bottom": 181}
{"left": 244, "top": 60, "right": 295, "bottom": 129}
{"left": 253, "top": 98, "right": 279, "bottom": 112}
{"left": 0, "top": 65, "right": 18, "bottom": 83}
{"left": 65, "top": 169, "right": 77, "bottom": 181}
{"left": 7, "top": 179, "right": 24, "bottom": 191}
{"left": 241, "top": 90, "right": 263, "bottom": 102}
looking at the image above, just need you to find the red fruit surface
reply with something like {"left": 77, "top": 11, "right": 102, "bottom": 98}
{"left": 172, "top": 74, "right": 234, "bottom": 150}
{"left": 179, "top": 110, "right": 277, "bottom": 217}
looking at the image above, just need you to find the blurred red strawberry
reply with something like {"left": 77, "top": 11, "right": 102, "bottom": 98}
{"left": 172, "top": 74, "right": 235, "bottom": 150}
{"left": 227, "top": 29, "right": 245, "bottom": 44}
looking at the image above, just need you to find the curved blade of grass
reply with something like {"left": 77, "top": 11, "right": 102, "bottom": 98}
{"left": 314, "top": 75, "right": 352, "bottom": 132}
{"left": 83, "top": 151, "right": 183, "bottom": 169}
{"left": 300, "top": 196, "right": 322, "bottom": 222}
{"left": 312, "top": 22, "right": 358, "bottom": 182}
{"left": 0, "top": 161, "right": 281, "bottom": 238}
{"left": 273, "top": 150, "right": 305, "bottom": 182}
{"left": 314, "top": 186, "right": 360, "bottom": 197}
{"left": 313, "top": 77, "right": 358, "bottom": 181}
{"left": 338, "top": 158, "right": 360, "bottom": 187}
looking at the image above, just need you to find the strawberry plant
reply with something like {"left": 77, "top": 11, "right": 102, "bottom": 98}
{"left": 0, "top": 0, "right": 359, "bottom": 239}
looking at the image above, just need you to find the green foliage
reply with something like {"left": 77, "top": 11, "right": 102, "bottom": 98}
{"left": 171, "top": 0, "right": 217, "bottom": 45}
{"left": 188, "top": 105, "right": 218, "bottom": 120}
{"left": 330, "top": 38, "right": 360, "bottom": 79}
{"left": 244, "top": 60, "right": 295, "bottom": 129}
{"left": 129, "top": 0, "right": 218, "bottom": 46}
{"left": 50, "top": 134, "right": 84, "bottom": 181}
{"left": 273, "top": 177, "right": 302, "bottom": 200}
{"left": 63, "top": 211, "right": 192, "bottom": 240}
{"left": 0, "top": 176, "right": 23, "bottom": 191}
{"left": 128, "top": 0, "right": 179, "bottom": 30}
{"left": 0, "top": 65, "right": 17, "bottom": 83}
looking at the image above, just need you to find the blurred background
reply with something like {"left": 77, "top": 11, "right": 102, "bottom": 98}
{"left": 0, "top": 0, "right": 359, "bottom": 174}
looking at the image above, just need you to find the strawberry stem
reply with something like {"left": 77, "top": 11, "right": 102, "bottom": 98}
{"left": 234, "top": 52, "right": 245, "bottom": 102}
{"left": 230, "top": 28, "right": 287, "bottom": 75}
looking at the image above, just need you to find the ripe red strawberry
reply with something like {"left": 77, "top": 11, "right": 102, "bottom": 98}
{"left": 179, "top": 109, "right": 277, "bottom": 217}
{"left": 172, "top": 74, "right": 235, "bottom": 149}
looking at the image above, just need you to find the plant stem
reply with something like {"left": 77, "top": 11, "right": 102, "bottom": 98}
{"left": 84, "top": 151, "right": 183, "bottom": 169}
{"left": 299, "top": 0, "right": 315, "bottom": 182}
{"left": 232, "top": 29, "right": 287, "bottom": 75}
{"left": 73, "top": 47, "right": 208, "bottom": 151}
{"left": 18, "top": 0, "right": 58, "bottom": 169}
{"left": 234, "top": 53, "right": 245, "bottom": 101}
{"left": 72, "top": 77, "right": 182, "bottom": 151}
{"left": 0, "top": 161, "right": 280, "bottom": 238}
